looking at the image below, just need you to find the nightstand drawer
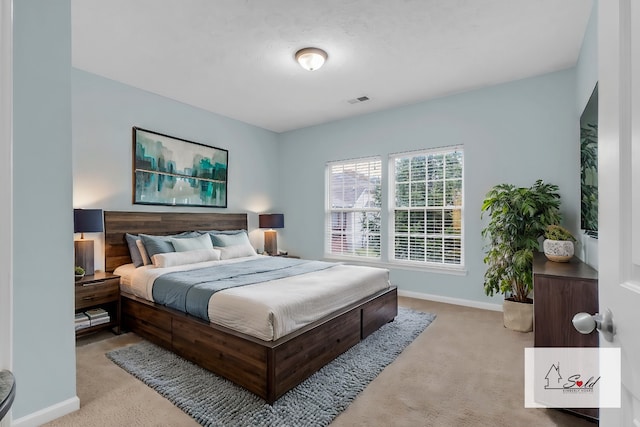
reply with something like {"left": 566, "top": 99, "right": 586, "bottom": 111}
{"left": 75, "top": 278, "right": 120, "bottom": 310}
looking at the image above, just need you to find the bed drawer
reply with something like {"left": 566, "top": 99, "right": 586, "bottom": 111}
{"left": 121, "top": 296, "right": 172, "bottom": 348}
{"left": 272, "top": 308, "right": 361, "bottom": 398}
{"left": 362, "top": 287, "right": 398, "bottom": 338}
{"left": 172, "top": 317, "right": 269, "bottom": 398}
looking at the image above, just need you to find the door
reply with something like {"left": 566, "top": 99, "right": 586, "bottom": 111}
{"left": 598, "top": 0, "right": 640, "bottom": 425}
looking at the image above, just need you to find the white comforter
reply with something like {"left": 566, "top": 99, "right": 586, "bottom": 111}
{"left": 114, "top": 256, "right": 390, "bottom": 341}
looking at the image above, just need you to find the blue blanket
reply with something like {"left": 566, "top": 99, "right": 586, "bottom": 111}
{"left": 152, "top": 257, "right": 336, "bottom": 321}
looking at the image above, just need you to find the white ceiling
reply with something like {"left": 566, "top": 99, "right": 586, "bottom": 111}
{"left": 71, "top": 0, "right": 593, "bottom": 133}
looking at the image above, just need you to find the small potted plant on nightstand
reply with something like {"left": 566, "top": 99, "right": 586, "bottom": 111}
{"left": 74, "top": 266, "right": 85, "bottom": 281}
{"left": 543, "top": 225, "right": 576, "bottom": 262}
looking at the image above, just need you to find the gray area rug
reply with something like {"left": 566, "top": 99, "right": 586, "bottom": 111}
{"left": 106, "top": 307, "right": 435, "bottom": 427}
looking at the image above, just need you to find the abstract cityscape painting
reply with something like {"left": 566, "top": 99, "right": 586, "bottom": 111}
{"left": 133, "top": 127, "right": 228, "bottom": 208}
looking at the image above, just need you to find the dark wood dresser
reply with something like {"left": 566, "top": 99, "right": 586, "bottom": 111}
{"left": 533, "top": 252, "right": 599, "bottom": 421}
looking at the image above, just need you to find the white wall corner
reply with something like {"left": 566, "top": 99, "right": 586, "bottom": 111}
{"left": 11, "top": 396, "right": 79, "bottom": 427}
{"left": 398, "top": 289, "right": 503, "bottom": 312}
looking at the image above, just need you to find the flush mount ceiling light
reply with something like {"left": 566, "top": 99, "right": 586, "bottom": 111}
{"left": 295, "top": 47, "right": 327, "bottom": 71}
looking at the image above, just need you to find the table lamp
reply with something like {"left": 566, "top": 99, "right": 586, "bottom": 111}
{"left": 74, "top": 208, "right": 103, "bottom": 275}
{"left": 259, "top": 214, "right": 284, "bottom": 255}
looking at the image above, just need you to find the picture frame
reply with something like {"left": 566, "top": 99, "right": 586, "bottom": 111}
{"left": 132, "top": 127, "right": 228, "bottom": 208}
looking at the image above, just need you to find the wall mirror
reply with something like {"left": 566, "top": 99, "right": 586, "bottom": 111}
{"left": 580, "top": 84, "right": 598, "bottom": 238}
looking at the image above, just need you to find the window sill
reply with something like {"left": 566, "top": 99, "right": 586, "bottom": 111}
{"left": 323, "top": 255, "right": 467, "bottom": 276}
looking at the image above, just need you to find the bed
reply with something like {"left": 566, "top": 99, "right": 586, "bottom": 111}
{"left": 104, "top": 211, "right": 398, "bottom": 403}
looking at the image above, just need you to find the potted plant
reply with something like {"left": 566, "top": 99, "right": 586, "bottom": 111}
{"left": 481, "top": 180, "right": 562, "bottom": 332}
{"left": 74, "top": 266, "right": 85, "bottom": 281}
{"left": 543, "top": 225, "right": 576, "bottom": 262}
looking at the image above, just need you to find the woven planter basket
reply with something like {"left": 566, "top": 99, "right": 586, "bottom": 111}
{"left": 503, "top": 298, "right": 533, "bottom": 332}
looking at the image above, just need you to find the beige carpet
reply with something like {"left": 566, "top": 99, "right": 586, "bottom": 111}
{"left": 46, "top": 297, "right": 595, "bottom": 427}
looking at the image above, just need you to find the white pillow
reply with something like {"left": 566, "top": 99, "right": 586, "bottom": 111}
{"left": 216, "top": 243, "right": 257, "bottom": 260}
{"left": 135, "top": 239, "right": 152, "bottom": 266}
{"left": 152, "top": 248, "right": 221, "bottom": 268}
{"left": 170, "top": 233, "right": 214, "bottom": 252}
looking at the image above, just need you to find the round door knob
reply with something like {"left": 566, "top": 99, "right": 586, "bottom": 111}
{"left": 572, "top": 312, "right": 597, "bottom": 334}
{"left": 572, "top": 308, "right": 616, "bottom": 342}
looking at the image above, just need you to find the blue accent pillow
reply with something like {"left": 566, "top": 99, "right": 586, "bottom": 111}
{"left": 199, "top": 230, "right": 246, "bottom": 246}
{"left": 125, "top": 233, "right": 144, "bottom": 267}
{"left": 210, "top": 231, "right": 250, "bottom": 247}
{"left": 139, "top": 232, "right": 199, "bottom": 259}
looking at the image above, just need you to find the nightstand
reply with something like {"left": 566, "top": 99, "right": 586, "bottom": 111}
{"left": 75, "top": 272, "right": 121, "bottom": 338}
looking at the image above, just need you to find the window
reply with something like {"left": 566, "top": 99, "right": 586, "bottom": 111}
{"left": 390, "top": 146, "right": 463, "bottom": 267}
{"left": 326, "top": 157, "right": 382, "bottom": 258}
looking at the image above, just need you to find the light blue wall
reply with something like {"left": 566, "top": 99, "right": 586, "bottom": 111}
{"left": 577, "top": 0, "right": 598, "bottom": 113}
{"left": 575, "top": 0, "right": 599, "bottom": 269}
{"left": 278, "top": 69, "right": 579, "bottom": 304}
{"left": 73, "top": 65, "right": 582, "bottom": 307}
{"left": 72, "top": 69, "right": 281, "bottom": 269}
{"left": 13, "top": 0, "right": 76, "bottom": 418}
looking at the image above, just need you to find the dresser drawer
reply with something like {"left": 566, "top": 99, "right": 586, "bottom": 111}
{"left": 75, "top": 277, "right": 120, "bottom": 310}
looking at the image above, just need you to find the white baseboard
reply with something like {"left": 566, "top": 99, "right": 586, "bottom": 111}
{"left": 398, "top": 289, "right": 503, "bottom": 312}
{"left": 12, "top": 396, "right": 79, "bottom": 427}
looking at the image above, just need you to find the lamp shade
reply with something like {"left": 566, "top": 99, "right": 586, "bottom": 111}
{"left": 74, "top": 209, "right": 104, "bottom": 233}
{"left": 259, "top": 214, "right": 284, "bottom": 229}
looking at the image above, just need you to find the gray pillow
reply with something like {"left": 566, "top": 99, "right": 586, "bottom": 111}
{"left": 199, "top": 230, "right": 247, "bottom": 247}
{"left": 125, "top": 233, "right": 144, "bottom": 267}
{"left": 210, "top": 231, "right": 251, "bottom": 247}
{"left": 198, "top": 229, "right": 246, "bottom": 235}
{"left": 139, "top": 231, "right": 199, "bottom": 259}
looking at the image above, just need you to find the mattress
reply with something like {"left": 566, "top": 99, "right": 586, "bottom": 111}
{"left": 114, "top": 256, "right": 390, "bottom": 341}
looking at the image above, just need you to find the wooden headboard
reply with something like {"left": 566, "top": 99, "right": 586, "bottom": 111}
{"left": 104, "top": 211, "right": 248, "bottom": 272}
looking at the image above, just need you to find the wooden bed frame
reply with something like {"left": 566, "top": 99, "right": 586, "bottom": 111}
{"left": 104, "top": 211, "right": 398, "bottom": 403}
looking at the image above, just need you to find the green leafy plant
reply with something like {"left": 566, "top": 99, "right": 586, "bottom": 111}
{"left": 481, "top": 180, "right": 562, "bottom": 303}
{"left": 74, "top": 266, "right": 85, "bottom": 276}
{"left": 580, "top": 123, "right": 598, "bottom": 233}
{"left": 544, "top": 225, "right": 576, "bottom": 242}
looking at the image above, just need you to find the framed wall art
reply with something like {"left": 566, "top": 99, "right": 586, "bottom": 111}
{"left": 132, "top": 127, "right": 228, "bottom": 208}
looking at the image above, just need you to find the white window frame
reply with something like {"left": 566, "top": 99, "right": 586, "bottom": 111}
{"left": 388, "top": 146, "right": 464, "bottom": 270}
{"left": 325, "top": 156, "right": 382, "bottom": 260}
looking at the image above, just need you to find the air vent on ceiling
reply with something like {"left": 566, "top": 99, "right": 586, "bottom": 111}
{"left": 347, "top": 96, "right": 370, "bottom": 104}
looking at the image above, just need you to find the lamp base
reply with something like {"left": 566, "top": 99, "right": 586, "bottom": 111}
{"left": 75, "top": 240, "right": 95, "bottom": 276}
{"left": 264, "top": 230, "right": 278, "bottom": 256}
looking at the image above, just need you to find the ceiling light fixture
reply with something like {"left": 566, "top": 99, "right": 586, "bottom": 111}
{"left": 295, "top": 47, "right": 327, "bottom": 71}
